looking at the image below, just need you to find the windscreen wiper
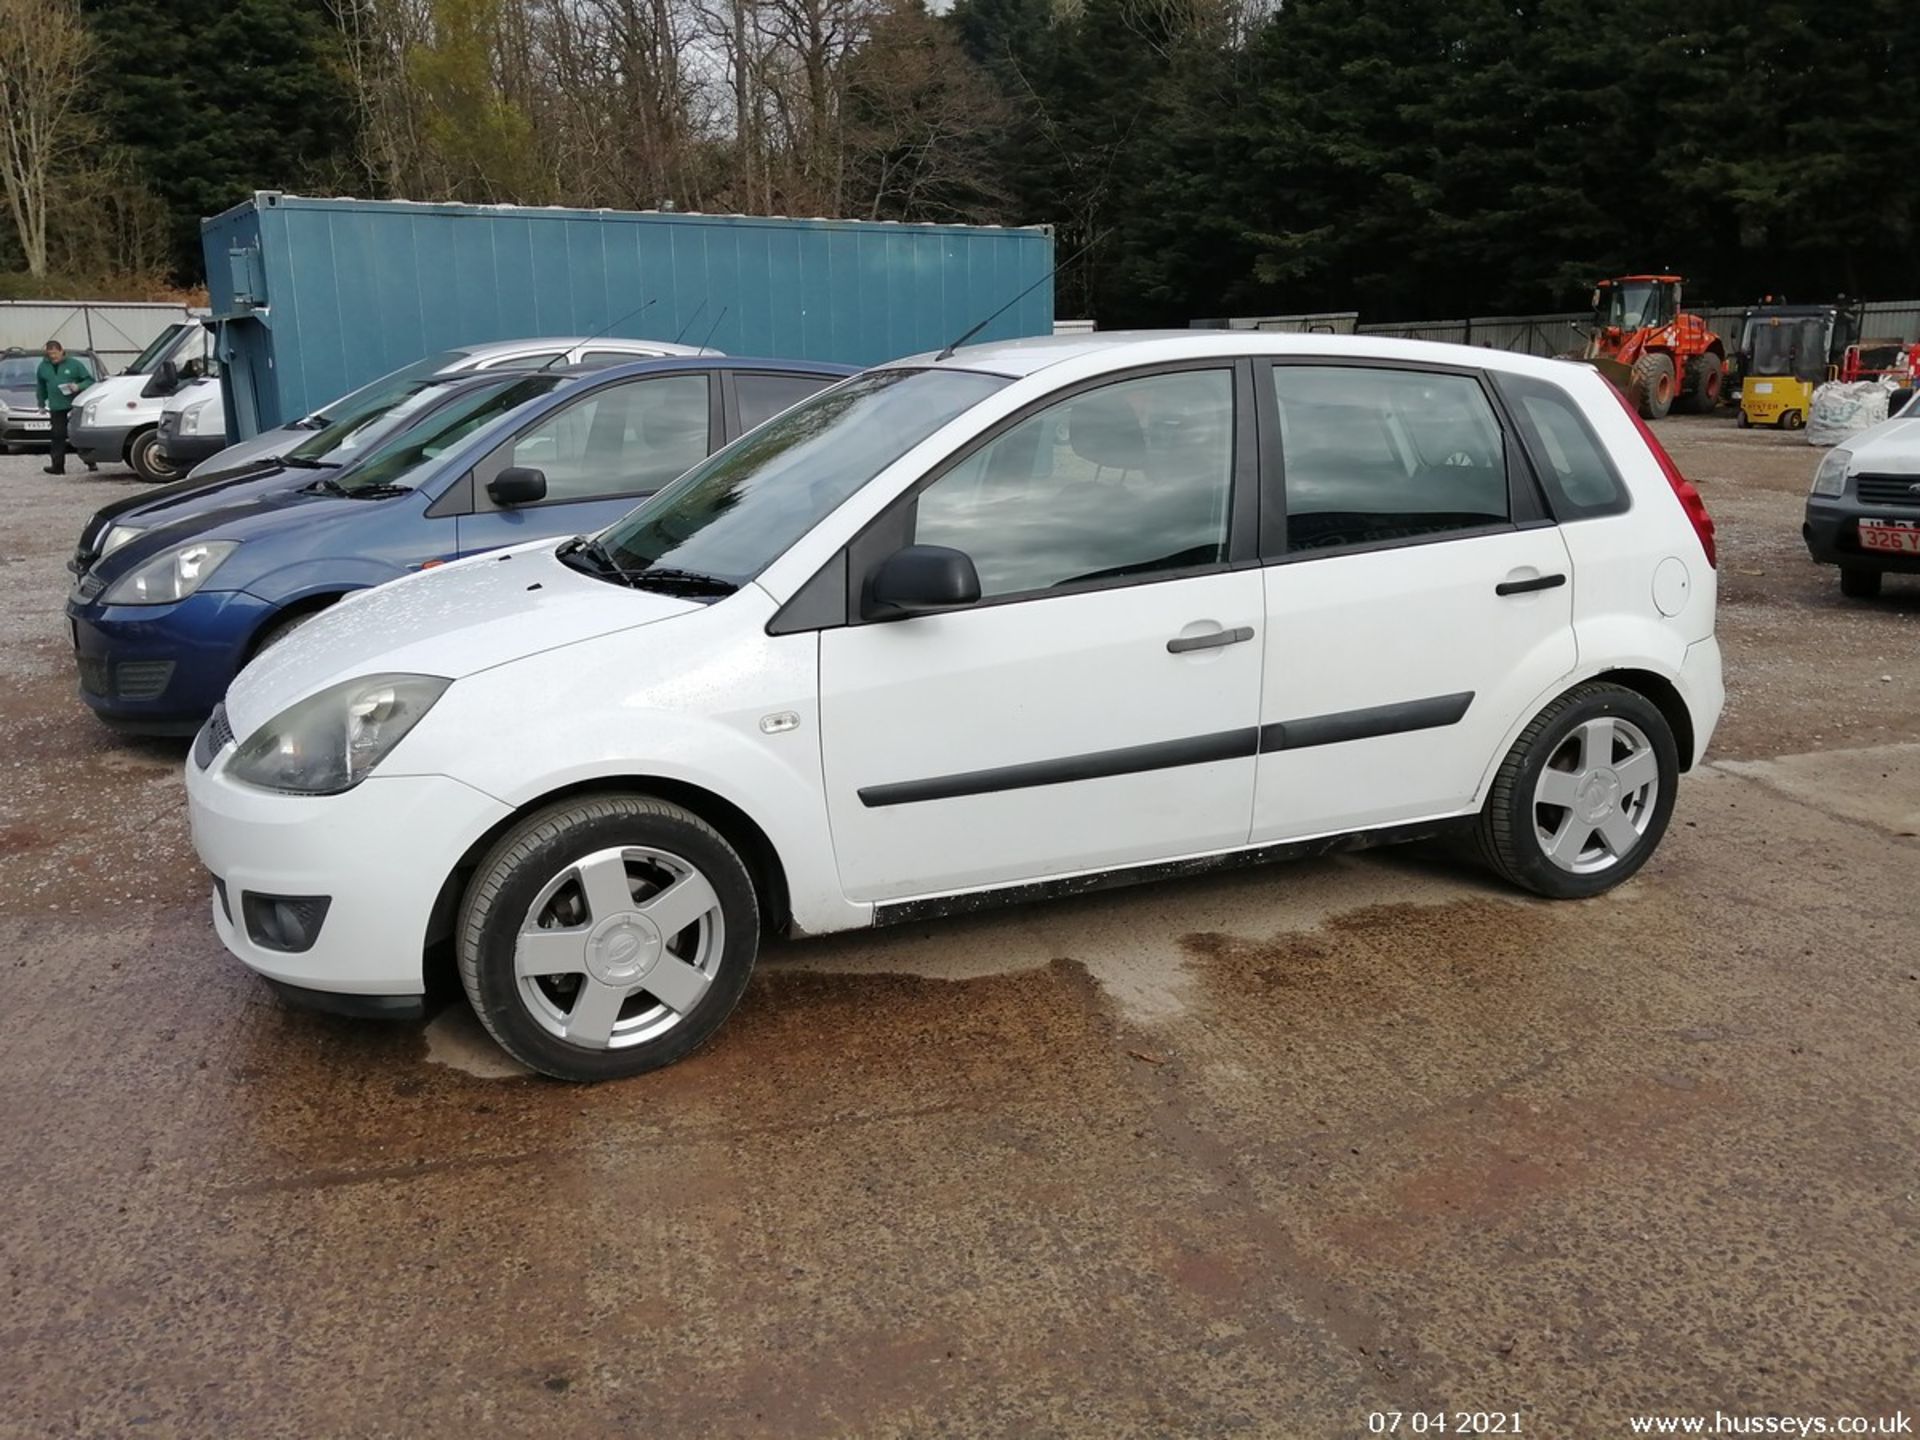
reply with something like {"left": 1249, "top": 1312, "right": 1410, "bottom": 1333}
{"left": 346, "top": 482, "right": 414, "bottom": 499}
{"left": 628, "top": 566, "right": 739, "bottom": 597}
{"left": 280, "top": 455, "right": 332, "bottom": 469}
{"left": 302, "top": 473, "right": 348, "bottom": 495}
{"left": 555, "top": 535, "right": 636, "bottom": 587}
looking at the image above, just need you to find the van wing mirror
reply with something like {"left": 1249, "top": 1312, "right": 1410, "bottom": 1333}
{"left": 140, "top": 359, "right": 180, "bottom": 399}
{"left": 487, "top": 466, "right": 548, "bottom": 507}
{"left": 863, "top": 544, "right": 982, "bottom": 620}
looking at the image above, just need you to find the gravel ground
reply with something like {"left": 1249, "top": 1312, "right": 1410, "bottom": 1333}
{"left": 1, "top": 422, "right": 1916, "bottom": 1438}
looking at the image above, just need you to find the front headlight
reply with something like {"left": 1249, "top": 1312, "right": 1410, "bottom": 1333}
{"left": 227, "top": 673, "right": 450, "bottom": 795}
{"left": 179, "top": 398, "right": 214, "bottom": 435}
{"left": 99, "top": 523, "right": 144, "bottom": 559}
{"left": 80, "top": 399, "right": 98, "bottom": 426}
{"left": 99, "top": 540, "right": 236, "bottom": 605}
{"left": 1810, "top": 448, "right": 1851, "bottom": 498}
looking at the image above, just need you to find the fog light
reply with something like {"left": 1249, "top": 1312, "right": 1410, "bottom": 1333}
{"left": 241, "top": 893, "right": 332, "bottom": 953}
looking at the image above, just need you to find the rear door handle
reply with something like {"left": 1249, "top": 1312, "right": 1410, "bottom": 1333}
{"left": 1167, "top": 625, "right": 1255, "bottom": 653}
{"left": 1495, "top": 573, "right": 1567, "bottom": 597}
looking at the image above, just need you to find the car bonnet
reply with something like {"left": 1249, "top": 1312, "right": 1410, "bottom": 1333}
{"left": 222, "top": 541, "right": 699, "bottom": 739}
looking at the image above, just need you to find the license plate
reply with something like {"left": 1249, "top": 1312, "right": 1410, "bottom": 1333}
{"left": 20, "top": 420, "right": 49, "bottom": 432}
{"left": 1750, "top": 381, "right": 1773, "bottom": 395}
{"left": 1859, "top": 520, "right": 1920, "bottom": 554}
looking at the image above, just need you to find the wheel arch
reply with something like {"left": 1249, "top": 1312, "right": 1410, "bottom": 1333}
{"left": 1591, "top": 666, "right": 1696, "bottom": 772}
{"left": 238, "top": 588, "right": 354, "bottom": 663}
{"left": 421, "top": 775, "right": 794, "bottom": 999}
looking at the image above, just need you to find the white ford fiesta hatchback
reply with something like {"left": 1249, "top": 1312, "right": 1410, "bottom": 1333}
{"left": 186, "top": 333, "right": 1723, "bottom": 1081}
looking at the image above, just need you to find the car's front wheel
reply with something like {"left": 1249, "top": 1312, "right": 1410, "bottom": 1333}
{"left": 1476, "top": 682, "right": 1679, "bottom": 899}
{"left": 128, "top": 428, "right": 180, "bottom": 484}
{"left": 457, "top": 794, "right": 761, "bottom": 1081}
{"left": 1839, "top": 566, "right": 1882, "bottom": 600}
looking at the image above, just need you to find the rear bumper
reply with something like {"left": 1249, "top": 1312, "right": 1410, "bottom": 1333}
{"left": 1804, "top": 500, "right": 1920, "bottom": 575}
{"left": 66, "top": 586, "right": 272, "bottom": 730}
{"left": 1679, "top": 635, "right": 1725, "bottom": 768}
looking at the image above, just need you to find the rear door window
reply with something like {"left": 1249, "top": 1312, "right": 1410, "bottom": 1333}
{"left": 1270, "top": 365, "right": 1510, "bottom": 554}
{"left": 737, "top": 372, "right": 836, "bottom": 430}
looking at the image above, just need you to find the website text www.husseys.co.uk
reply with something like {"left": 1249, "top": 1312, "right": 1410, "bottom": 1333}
{"left": 1628, "top": 1413, "right": 1911, "bottom": 1436}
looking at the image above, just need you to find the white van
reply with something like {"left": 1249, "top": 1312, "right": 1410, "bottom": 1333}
{"left": 69, "top": 322, "right": 216, "bottom": 481}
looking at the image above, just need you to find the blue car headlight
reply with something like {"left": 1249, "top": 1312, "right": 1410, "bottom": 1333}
{"left": 227, "top": 673, "right": 451, "bottom": 795}
{"left": 99, "top": 540, "right": 237, "bottom": 605}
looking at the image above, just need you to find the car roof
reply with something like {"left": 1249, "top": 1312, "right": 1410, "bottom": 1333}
{"left": 564, "top": 355, "right": 857, "bottom": 384}
{"left": 904, "top": 329, "right": 1592, "bottom": 383}
{"left": 449, "top": 336, "right": 718, "bottom": 362}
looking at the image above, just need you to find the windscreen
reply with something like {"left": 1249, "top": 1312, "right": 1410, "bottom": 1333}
{"left": 125, "top": 325, "right": 186, "bottom": 375}
{"left": 599, "top": 367, "right": 1009, "bottom": 585}
{"left": 0, "top": 357, "right": 39, "bottom": 387}
{"left": 304, "top": 350, "right": 463, "bottom": 427}
{"left": 332, "top": 373, "right": 564, "bottom": 493}
{"left": 1605, "top": 283, "right": 1660, "bottom": 331}
{"left": 284, "top": 381, "right": 456, "bottom": 464}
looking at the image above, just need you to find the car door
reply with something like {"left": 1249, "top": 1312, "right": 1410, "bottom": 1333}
{"left": 1250, "top": 360, "right": 1578, "bottom": 841}
{"left": 454, "top": 372, "right": 717, "bottom": 555}
{"left": 817, "top": 363, "right": 1265, "bottom": 904}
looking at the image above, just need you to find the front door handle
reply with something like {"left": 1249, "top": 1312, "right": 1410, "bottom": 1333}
{"left": 1495, "top": 572, "right": 1567, "bottom": 597}
{"left": 1167, "top": 625, "right": 1256, "bottom": 654}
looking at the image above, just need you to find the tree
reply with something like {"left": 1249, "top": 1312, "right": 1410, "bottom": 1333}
{"left": 0, "top": 0, "right": 96, "bottom": 277}
{"left": 79, "top": 0, "right": 356, "bottom": 276}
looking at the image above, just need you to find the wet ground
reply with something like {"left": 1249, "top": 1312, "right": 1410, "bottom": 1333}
{"left": 1, "top": 420, "right": 1916, "bottom": 1437}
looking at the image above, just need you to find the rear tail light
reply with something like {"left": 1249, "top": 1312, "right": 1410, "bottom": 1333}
{"left": 1606, "top": 383, "right": 1717, "bottom": 568}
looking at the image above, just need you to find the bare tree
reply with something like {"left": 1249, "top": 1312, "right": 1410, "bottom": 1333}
{"left": 0, "top": 0, "right": 95, "bottom": 277}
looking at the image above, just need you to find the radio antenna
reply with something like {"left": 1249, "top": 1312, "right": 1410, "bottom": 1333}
{"left": 672, "top": 300, "right": 708, "bottom": 345}
{"left": 541, "top": 296, "right": 659, "bottom": 370}
{"left": 697, "top": 306, "right": 728, "bottom": 355}
{"left": 935, "top": 230, "right": 1104, "bottom": 363}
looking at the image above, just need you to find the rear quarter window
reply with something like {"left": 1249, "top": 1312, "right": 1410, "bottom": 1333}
{"left": 1496, "top": 371, "right": 1630, "bottom": 520}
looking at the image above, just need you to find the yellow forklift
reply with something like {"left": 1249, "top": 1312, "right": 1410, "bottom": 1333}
{"left": 1733, "top": 301, "right": 1855, "bottom": 429}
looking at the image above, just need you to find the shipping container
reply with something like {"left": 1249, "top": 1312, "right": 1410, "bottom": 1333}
{"left": 202, "top": 193, "right": 1055, "bottom": 438}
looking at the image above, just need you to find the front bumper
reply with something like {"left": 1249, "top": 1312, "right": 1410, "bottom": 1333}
{"left": 69, "top": 416, "right": 138, "bottom": 466}
{"left": 1804, "top": 498, "right": 1920, "bottom": 575}
{"left": 157, "top": 427, "right": 224, "bottom": 466}
{"left": 1, "top": 409, "right": 54, "bottom": 445}
{"left": 187, "top": 742, "right": 512, "bottom": 998}
{"left": 67, "top": 585, "right": 273, "bottom": 731}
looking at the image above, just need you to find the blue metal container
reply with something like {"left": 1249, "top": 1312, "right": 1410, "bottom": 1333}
{"left": 202, "top": 193, "right": 1054, "bottom": 437}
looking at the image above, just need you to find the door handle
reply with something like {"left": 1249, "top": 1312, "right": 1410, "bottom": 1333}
{"left": 1167, "top": 625, "right": 1255, "bottom": 654}
{"left": 1495, "top": 573, "right": 1567, "bottom": 597}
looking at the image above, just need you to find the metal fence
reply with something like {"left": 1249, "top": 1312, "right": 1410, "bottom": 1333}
{"left": 1220, "top": 300, "right": 1920, "bottom": 356}
{"left": 0, "top": 300, "right": 201, "bottom": 375}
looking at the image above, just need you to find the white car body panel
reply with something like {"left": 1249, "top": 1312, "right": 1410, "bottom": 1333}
{"left": 187, "top": 330, "right": 1726, "bottom": 1005}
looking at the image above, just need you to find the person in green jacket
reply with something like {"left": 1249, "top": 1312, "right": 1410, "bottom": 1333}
{"left": 36, "top": 340, "right": 95, "bottom": 475}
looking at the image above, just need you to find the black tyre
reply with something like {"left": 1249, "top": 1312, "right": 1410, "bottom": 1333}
{"left": 127, "top": 427, "right": 180, "bottom": 484}
{"left": 458, "top": 794, "right": 761, "bottom": 1081}
{"left": 1782, "top": 409, "right": 1804, "bottom": 431}
{"left": 1680, "top": 352, "right": 1723, "bottom": 413}
{"left": 1839, "top": 566, "right": 1882, "bottom": 599}
{"left": 1734, "top": 409, "right": 1751, "bottom": 429}
{"left": 1476, "top": 682, "right": 1680, "bottom": 900}
{"left": 1629, "top": 353, "right": 1676, "bottom": 420}
{"left": 250, "top": 607, "right": 324, "bottom": 658}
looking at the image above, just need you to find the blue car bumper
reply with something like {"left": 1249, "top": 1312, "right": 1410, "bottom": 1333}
{"left": 67, "top": 587, "right": 275, "bottom": 733}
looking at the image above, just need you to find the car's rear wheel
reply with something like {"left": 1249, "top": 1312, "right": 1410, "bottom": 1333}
{"left": 1839, "top": 566, "right": 1882, "bottom": 599}
{"left": 128, "top": 427, "right": 179, "bottom": 484}
{"left": 457, "top": 794, "right": 760, "bottom": 1081}
{"left": 1476, "top": 683, "right": 1679, "bottom": 899}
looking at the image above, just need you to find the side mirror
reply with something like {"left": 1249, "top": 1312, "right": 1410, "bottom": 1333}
{"left": 864, "top": 544, "right": 981, "bottom": 620}
{"left": 487, "top": 466, "right": 547, "bottom": 507}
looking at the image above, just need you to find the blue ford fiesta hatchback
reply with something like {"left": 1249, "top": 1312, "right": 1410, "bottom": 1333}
{"left": 67, "top": 356, "right": 852, "bottom": 731}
